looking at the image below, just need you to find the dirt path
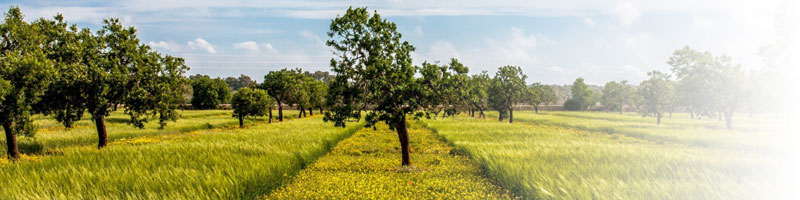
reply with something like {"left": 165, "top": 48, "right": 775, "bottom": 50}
{"left": 265, "top": 120, "right": 517, "bottom": 199}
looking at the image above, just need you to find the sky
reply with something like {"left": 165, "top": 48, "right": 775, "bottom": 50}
{"left": 1, "top": 0, "right": 797, "bottom": 85}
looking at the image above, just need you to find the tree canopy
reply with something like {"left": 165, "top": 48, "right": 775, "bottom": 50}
{"left": 231, "top": 87, "right": 273, "bottom": 128}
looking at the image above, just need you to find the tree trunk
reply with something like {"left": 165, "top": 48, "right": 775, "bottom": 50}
{"left": 95, "top": 114, "right": 108, "bottom": 149}
{"left": 479, "top": 108, "right": 485, "bottom": 119}
{"left": 278, "top": 102, "right": 283, "bottom": 122}
{"left": 656, "top": 113, "right": 662, "bottom": 125}
{"left": 319, "top": 107, "right": 323, "bottom": 114}
{"left": 534, "top": 105, "right": 539, "bottom": 114}
{"left": 3, "top": 121, "right": 20, "bottom": 160}
{"left": 619, "top": 104, "right": 623, "bottom": 115}
{"left": 509, "top": 107, "right": 514, "bottom": 123}
{"left": 395, "top": 117, "right": 411, "bottom": 166}
{"left": 498, "top": 112, "right": 504, "bottom": 122}
{"left": 269, "top": 108, "right": 273, "bottom": 123}
{"left": 238, "top": 115, "right": 244, "bottom": 128}
{"left": 309, "top": 107, "right": 314, "bottom": 116}
{"left": 724, "top": 111, "right": 733, "bottom": 130}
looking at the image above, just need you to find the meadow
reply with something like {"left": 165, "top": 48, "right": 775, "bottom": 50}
{"left": 423, "top": 111, "right": 796, "bottom": 199}
{"left": 1, "top": 110, "right": 362, "bottom": 199}
{"left": 1, "top": 110, "right": 794, "bottom": 199}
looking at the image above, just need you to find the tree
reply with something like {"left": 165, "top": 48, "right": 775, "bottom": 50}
{"left": 231, "top": 87, "right": 273, "bottom": 128}
{"left": 224, "top": 74, "right": 256, "bottom": 91}
{"left": 600, "top": 80, "right": 634, "bottom": 114}
{"left": 637, "top": 71, "right": 676, "bottom": 124}
{"left": 306, "top": 78, "right": 327, "bottom": 116}
{"left": 490, "top": 66, "right": 527, "bottom": 123}
{"left": 0, "top": 7, "right": 55, "bottom": 159}
{"left": 303, "top": 70, "right": 335, "bottom": 84}
{"left": 466, "top": 71, "right": 490, "bottom": 118}
{"left": 191, "top": 76, "right": 230, "bottom": 109}
{"left": 526, "top": 83, "right": 557, "bottom": 114}
{"left": 668, "top": 46, "right": 717, "bottom": 119}
{"left": 260, "top": 68, "right": 300, "bottom": 121}
{"left": 324, "top": 7, "right": 418, "bottom": 166}
{"left": 565, "top": 78, "right": 595, "bottom": 110}
{"left": 417, "top": 59, "right": 469, "bottom": 119}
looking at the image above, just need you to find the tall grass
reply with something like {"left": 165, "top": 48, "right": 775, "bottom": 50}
{"left": 0, "top": 115, "right": 362, "bottom": 199}
{"left": 421, "top": 116, "right": 793, "bottom": 199}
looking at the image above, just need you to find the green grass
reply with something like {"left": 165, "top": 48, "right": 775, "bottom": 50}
{"left": 0, "top": 115, "right": 362, "bottom": 199}
{"left": 266, "top": 120, "right": 517, "bottom": 199}
{"left": 421, "top": 114, "right": 793, "bottom": 199}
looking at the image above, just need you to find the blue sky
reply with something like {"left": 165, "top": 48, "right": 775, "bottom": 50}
{"left": 1, "top": 0, "right": 797, "bottom": 85}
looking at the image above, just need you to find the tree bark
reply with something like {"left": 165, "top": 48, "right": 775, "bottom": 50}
{"left": 309, "top": 107, "right": 314, "bottom": 116}
{"left": 3, "top": 121, "right": 20, "bottom": 160}
{"left": 724, "top": 111, "right": 733, "bottom": 130}
{"left": 278, "top": 102, "right": 283, "bottom": 122}
{"left": 509, "top": 107, "right": 514, "bottom": 123}
{"left": 319, "top": 107, "right": 323, "bottom": 114}
{"left": 498, "top": 112, "right": 504, "bottom": 122}
{"left": 478, "top": 108, "right": 485, "bottom": 119}
{"left": 268, "top": 108, "right": 273, "bottom": 123}
{"left": 534, "top": 105, "right": 539, "bottom": 114}
{"left": 95, "top": 114, "right": 108, "bottom": 149}
{"left": 395, "top": 117, "right": 411, "bottom": 166}
{"left": 238, "top": 115, "right": 244, "bottom": 128}
{"left": 656, "top": 113, "right": 662, "bottom": 125}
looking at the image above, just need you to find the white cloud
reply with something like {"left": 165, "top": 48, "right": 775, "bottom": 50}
{"left": 414, "top": 26, "right": 424, "bottom": 35}
{"left": 148, "top": 41, "right": 182, "bottom": 52}
{"left": 260, "top": 43, "right": 279, "bottom": 54}
{"left": 612, "top": 2, "right": 640, "bottom": 27}
{"left": 300, "top": 30, "right": 324, "bottom": 44}
{"left": 234, "top": 41, "right": 260, "bottom": 51}
{"left": 187, "top": 38, "right": 217, "bottom": 54}
{"left": 582, "top": 17, "right": 596, "bottom": 27}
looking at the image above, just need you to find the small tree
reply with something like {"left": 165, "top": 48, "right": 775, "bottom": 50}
{"left": 466, "top": 71, "right": 490, "bottom": 118}
{"left": 490, "top": 65, "right": 527, "bottom": 123}
{"left": 417, "top": 59, "right": 470, "bottom": 119}
{"left": 306, "top": 78, "right": 327, "bottom": 116}
{"left": 601, "top": 80, "right": 634, "bottom": 114}
{"left": 260, "top": 68, "right": 300, "bottom": 121}
{"left": 231, "top": 87, "right": 272, "bottom": 128}
{"left": 191, "top": 76, "right": 229, "bottom": 109}
{"left": 324, "top": 7, "right": 418, "bottom": 166}
{"left": 526, "top": 83, "right": 557, "bottom": 114}
{"left": 565, "top": 77, "right": 595, "bottom": 110}
{"left": 637, "top": 71, "right": 676, "bottom": 124}
{"left": 224, "top": 74, "right": 256, "bottom": 91}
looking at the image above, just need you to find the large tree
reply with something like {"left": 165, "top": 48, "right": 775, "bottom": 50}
{"left": 231, "top": 87, "right": 273, "bottom": 128}
{"left": 490, "top": 65, "right": 527, "bottom": 123}
{"left": 260, "top": 68, "right": 300, "bottom": 121}
{"left": 0, "top": 7, "right": 54, "bottom": 159}
{"left": 600, "top": 80, "right": 635, "bottom": 115}
{"left": 637, "top": 71, "right": 676, "bottom": 124}
{"left": 324, "top": 7, "right": 418, "bottom": 166}
{"left": 526, "top": 83, "right": 557, "bottom": 114}
{"left": 668, "top": 46, "right": 717, "bottom": 119}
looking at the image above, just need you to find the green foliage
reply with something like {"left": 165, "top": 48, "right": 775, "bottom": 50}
{"left": 417, "top": 58, "right": 470, "bottom": 119}
{"left": 637, "top": 71, "right": 676, "bottom": 122}
{"left": 324, "top": 7, "right": 417, "bottom": 128}
{"left": 565, "top": 77, "right": 594, "bottom": 111}
{"left": 191, "top": 75, "right": 230, "bottom": 110}
{"left": 466, "top": 71, "right": 491, "bottom": 116}
{"left": 224, "top": 74, "right": 256, "bottom": 91}
{"left": 231, "top": 87, "right": 273, "bottom": 126}
{"left": 525, "top": 83, "right": 557, "bottom": 113}
{"left": 600, "top": 80, "right": 635, "bottom": 113}
{"left": 488, "top": 65, "right": 527, "bottom": 122}
{"left": 0, "top": 6, "right": 56, "bottom": 142}
{"left": 260, "top": 68, "right": 301, "bottom": 120}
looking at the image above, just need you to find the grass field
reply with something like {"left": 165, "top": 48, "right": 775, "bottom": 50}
{"left": 267, "top": 121, "right": 517, "bottom": 199}
{"left": 1, "top": 111, "right": 360, "bottom": 199}
{"left": 423, "top": 111, "right": 796, "bottom": 199}
{"left": 1, "top": 110, "right": 795, "bottom": 199}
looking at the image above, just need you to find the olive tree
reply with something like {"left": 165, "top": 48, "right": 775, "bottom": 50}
{"left": 324, "top": 7, "right": 418, "bottom": 166}
{"left": 417, "top": 59, "right": 469, "bottom": 119}
{"left": 489, "top": 65, "right": 527, "bottom": 123}
{"left": 191, "top": 75, "right": 230, "bottom": 109}
{"left": 231, "top": 87, "right": 273, "bottom": 128}
{"left": 565, "top": 78, "right": 595, "bottom": 111}
{"left": 600, "top": 80, "right": 634, "bottom": 114}
{"left": 261, "top": 68, "right": 300, "bottom": 121}
{"left": 466, "top": 71, "right": 490, "bottom": 118}
{"left": 0, "top": 7, "right": 54, "bottom": 159}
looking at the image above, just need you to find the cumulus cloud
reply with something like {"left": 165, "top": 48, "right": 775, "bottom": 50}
{"left": 148, "top": 41, "right": 182, "bottom": 52}
{"left": 187, "top": 38, "right": 216, "bottom": 54}
{"left": 234, "top": 41, "right": 260, "bottom": 51}
{"left": 612, "top": 2, "right": 640, "bottom": 27}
